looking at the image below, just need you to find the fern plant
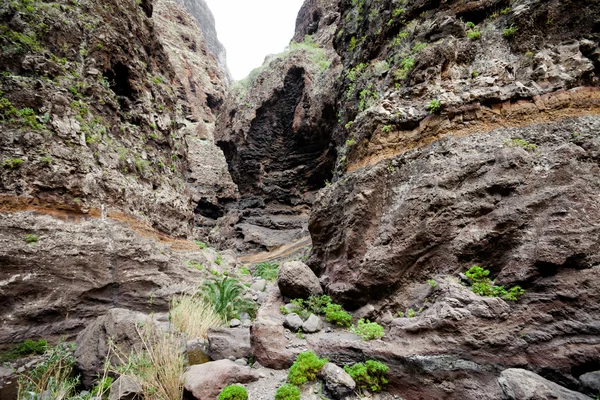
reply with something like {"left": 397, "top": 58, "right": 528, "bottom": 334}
{"left": 201, "top": 277, "right": 256, "bottom": 321}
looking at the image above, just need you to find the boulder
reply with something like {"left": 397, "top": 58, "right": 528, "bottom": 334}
{"left": 318, "top": 362, "right": 356, "bottom": 399}
{"left": 302, "top": 314, "right": 323, "bottom": 334}
{"left": 579, "top": 371, "right": 600, "bottom": 392}
{"left": 182, "top": 360, "right": 259, "bottom": 400}
{"left": 207, "top": 328, "right": 251, "bottom": 361}
{"left": 284, "top": 313, "right": 304, "bottom": 331}
{"left": 75, "top": 309, "right": 151, "bottom": 388}
{"left": 250, "top": 279, "right": 267, "bottom": 292}
{"left": 499, "top": 368, "right": 593, "bottom": 400}
{"left": 277, "top": 261, "right": 322, "bottom": 299}
{"left": 108, "top": 376, "right": 142, "bottom": 400}
{"left": 251, "top": 317, "right": 300, "bottom": 369}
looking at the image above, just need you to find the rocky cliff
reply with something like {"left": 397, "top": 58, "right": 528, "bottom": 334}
{"left": 0, "top": 0, "right": 236, "bottom": 341}
{"left": 303, "top": 0, "right": 600, "bottom": 397}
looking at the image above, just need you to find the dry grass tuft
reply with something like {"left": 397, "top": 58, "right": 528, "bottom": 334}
{"left": 170, "top": 295, "right": 224, "bottom": 339}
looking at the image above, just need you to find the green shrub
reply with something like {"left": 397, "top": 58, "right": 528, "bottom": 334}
{"left": 427, "top": 279, "right": 437, "bottom": 288}
{"left": 412, "top": 42, "right": 427, "bottom": 53}
{"left": 382, "top": 125, "right": 392, "bottom": 133}
{"left": 3, "top": 158, "right": 23, "bottom": 169}
{"left": 25, "top": 234, "right": 39, "bottom": 244}
{"left": 352, "top": 319, "right": 385, "bottom": 340}
{"left": 407, "top": 308, "right": 415, "bottom": 318}
{"left": 393, "top": 57, "right": 415, "bottom": 80}
{"left": 465, "top": 265, "right": 525, "bottom": 301}
{"left": 344, "top": 360, "right": 389, "bottom": 393}
{"left": 426, "top": 99, "right": 441, "bottom": 114}
{"left": 0, "top": 339, "right": 47, "bottom": 362}
{"left": 275, "top": 384, "right": 301, "bottom": 400}
{"left": 195, "top": 240, "right": 207, "bottom": 250}
{"left": 349, "top": 36, "right": 357, "bottom": 51}
{"left": 218, "top": 385, "right": 248, "bottom": 400}
{"left": 467, "top": 29, "right": 481, "bottom": 40}
{"left": 254, "top": 262, "right": 279, "bottom": 281}
{"left": 324, "top": 303, "right": 352, "bottom": 327}
{"left": 465, "top": 21, "right": 476, "bottom": 29}
{"left": 201, "top": 277, "right": 256, "bottom": 321}
{"left": 287, "top": 351, "right": 328, "bottom": 385}
{"left": 503, "top": 25, "right": 518, "bottom": 39}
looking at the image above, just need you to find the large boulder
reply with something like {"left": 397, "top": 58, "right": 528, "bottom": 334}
{"left": 579, "top": 371, "right": 600, "bottom": 393}
{"left": 182, "top": 360, "right": 259, "bottom": 400}
{"left": 318, "top": 362, "right": 356, "bottom": 399}
{"left": 499, "top": 368, "right": 593, "bottom": 400}
{"left": 207, "top": 328, "right": 251, "bottom": 361}
{"left": 302, "top": 314, "right": 323, "bottom": 334}
{"left": 75, "top": 309, "right": 150, "bottom": 388}
{"left": 277, "top": 261, "right": 322, "bottom": 299}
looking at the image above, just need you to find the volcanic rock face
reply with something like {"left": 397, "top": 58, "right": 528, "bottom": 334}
{"left": 302, "top": 0, "right": 600, "bottom": 397}
{"left": 212, "top": 0, "right": 342, "bottom": 252}
{"left": 0, "top": 0, "right": 235, "bottom": 341}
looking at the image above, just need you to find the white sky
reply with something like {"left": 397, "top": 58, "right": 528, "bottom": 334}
{"left": 205, "top": 0, "right": 305, "bottom": 81}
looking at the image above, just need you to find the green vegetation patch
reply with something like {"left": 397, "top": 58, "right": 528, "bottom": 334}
{"left": 465, "top": 265, "right": 525, "bottom": 301}
{"left": 218, "top": 385, "right": 248, "bottom": 400}
{"left": 0, "top": 339, "right": 47, "bottom": 362}
{"left": 275, "top": 383, "right": 301, "bottom": 400}
{"left": 254, "top": 261, "right": 279, "bottom": 281}
{"left": 344, "top": 360, "right": 389, "bottom": 393}
{"left": 287, "top": 351, "right": 328, "bottom": 386}
{"left": 352, "top": 318, "right": 385, "bottom": 340}
{"left": 201, "top": 276, "right": 256, "bottom": 321}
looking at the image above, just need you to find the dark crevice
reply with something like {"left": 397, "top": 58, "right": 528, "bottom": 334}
{"left": 103, "top": 62, "right": 134, "bottom": 100}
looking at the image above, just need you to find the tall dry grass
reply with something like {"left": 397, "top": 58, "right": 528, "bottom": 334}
{"left": 112, "top": 323, "right": 185, "bottom": 400}
{"left": 170, "top": 295, "right": 224, "bottom": 339}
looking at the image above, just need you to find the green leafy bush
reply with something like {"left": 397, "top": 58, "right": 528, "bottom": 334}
{"left": 324, "top": 303, "right": 352, "bottom": 327}
{"left": 427, "top": 279, "right": 437, "bottom": 287}
{"left": 275, "top": 384, "right": 301, "bottom": 400}
{"left": 287, "top": 351, "right": 328, "bottom": 385}
{"left": 465, "top": 265, "right": 525, "bottom": 301}
{"left": 195, "top": 241, "right": 207, "bottom": 250}
{"left": 352, "top": 319, "right": 385, "bottom": 340}
{"left": 0, "top": 339, "right": 47, "bottom": 362}
{"left": 426, "top": 99, "right": 441, "bottom": 113}
{"left": 254, "top": 262, "right": 279, "bottom": 281}
{"left": 25, "top": 234, "right": 39, "bottom": 244}
{"left": 344, "top": 360, "right": 389, "bottom": 393}
{"left": 504, "top": 25, "right": 518, "bottom": 38}
{"left": 218, "top": 385, "right": 248, "bottom": 400}
{"left": 467, "top": 29, "right": 481, "bottom": 40}
{"left": 201, "top": 277, "right": 256, "bottom": 321}
{"left": 3, "top": 158, "right": 23, "bottom": 169}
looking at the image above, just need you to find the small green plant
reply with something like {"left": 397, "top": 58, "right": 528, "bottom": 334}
{"left": 295, "top": 329, "right": 305, "bottom": 339}
{"left": 3, "top": 158, "right": 24, "bottom": 169}
{"left": 467, "top": 29, "right": 481, "bottom": 40}
{"left": 412, "top": 42, "right": 427, "bottom": 53}
{"left": 346, "top": 138, "right": 357, "bottom": 147}
{"left": 504, "top": 25, "right": 518, "bottom": 39}
{"left": 255, "top": 261, "right": 279, "bottom": 281}
{"left": 349, "top": 36, "right": 358, "bottom": 51}
{"left": 465, "top": 265, "right": 525, "bottom": 301}
{"left": 215, "top": 254, "right": 223, "bottom": 265}
{"left": 324, "top": 303, "right": 352, "bottom": 327}
{"left": 352, "top": 319, "right": 385, "bottom": 340}
{"left": 280, "top": 305, "right": 290, "bottom": 315}
{"left": 275, "top": 384, "right": 301, "bottom": 400}
{"left": 500, "top": 7, "right": 511, "bottom": 14}
{"left": 195, "top": 240, "right": 207, "bottom": 250}
{"left": 344, "top": 360, "right": 389, "bottom": 393}
{"left": 465, "top": 21, "right": 476, "bottom": 29}
{"left": 218, "top": 384, "right": 248, "bottom": 400}
{"left": 0, "top": 339, "right": 47, "bottom": 362}
{"left": 382, "top": 125, "right": 392, "bottom": 133}
{"left": 427, "top": 279, "right": 437, "bottom": 288}
{"left": 201, "top": 276, "right": 256, "bottom": 321}
{"left": 505, "top": 138, "right": 537, "bottom": 151}
{"left": 471, "top": 71, "right": 480, "bottom": 78}
{"left": 151, "top": 75, "right": 164, "bottom": 85}
{"left": 238, "top": 266, "right": 251, "bottom": 276}
{"left": 407, "top": 308, "right": 415, "bottom": 318}
{"left": 426, "top": 99, "right": 441, "bottom": 114}
{"left": 25, "top": 234, "right": 39, "bottom": 244}
{"left": 287, "top": 351, "right": 328, "bottom": 385}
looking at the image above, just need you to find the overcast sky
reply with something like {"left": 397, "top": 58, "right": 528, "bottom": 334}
{"left": 204, "top": 0, "right": 305, "bottom": 81}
